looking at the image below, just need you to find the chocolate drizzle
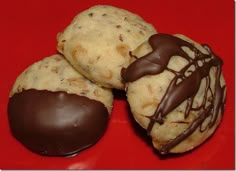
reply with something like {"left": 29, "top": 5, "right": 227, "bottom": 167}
{"left": 122, "top": 33, "right": 226, "bottom": 154}
{"left": 8, "top": 89, "right": 109, "bottom": 156}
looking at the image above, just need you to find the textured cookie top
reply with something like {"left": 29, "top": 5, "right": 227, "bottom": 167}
{"left": 122, "top": 33, "right": 226, "bottom": 153}
{"left": 57, "top": 5, "right": 157, "bottom": 89}
{"left": 10, "top": 54, "right": 113, "bottom": 113}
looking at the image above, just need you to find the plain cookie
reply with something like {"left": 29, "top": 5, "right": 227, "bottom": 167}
{"left": 57, "top": 5, "right": 157, "bottom": 89}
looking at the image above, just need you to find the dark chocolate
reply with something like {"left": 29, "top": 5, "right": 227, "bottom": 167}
{"left": 122, "top": 33, "right": 226, "bottom": 154}
{"left": 8, "top": 89, "right": 109, "bottom": 156}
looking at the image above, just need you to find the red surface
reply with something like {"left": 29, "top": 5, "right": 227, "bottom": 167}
{"left": 0, "top": 0, "right": 234, "bottom": 169}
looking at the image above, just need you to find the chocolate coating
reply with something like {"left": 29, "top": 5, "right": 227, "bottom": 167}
{"left": 122, "top": 33, "right": 226, "bottom": 154}
{"left": 8, "top": 89, "right": 109, "bottom": 156}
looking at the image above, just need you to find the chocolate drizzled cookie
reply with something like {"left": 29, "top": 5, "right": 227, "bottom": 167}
{"left": 122, "top": 33, "right": 226, "bottom": 154}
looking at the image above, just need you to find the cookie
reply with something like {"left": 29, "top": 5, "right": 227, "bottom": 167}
{"left": 122, "top": 33, "right": 226, "bottom": 154}
{"left": 8, "top": 54, "right": 113, "bottom": 156}
{"left": 57, "top": 5, "right": 157, "bottom": 89}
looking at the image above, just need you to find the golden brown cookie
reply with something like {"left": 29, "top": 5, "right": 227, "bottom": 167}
{"left": 122, "top": 33, "right": 226, "bottom": 154}
{"left": 57, "top": 5, "right": 157, "bottom": 89}
{"left": 8, "top": 54, "right": 113, "bottom": 156}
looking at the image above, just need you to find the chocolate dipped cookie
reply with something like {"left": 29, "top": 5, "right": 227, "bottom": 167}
{"left": 122, "top": 33, "right": 226, "bottom": 154}
{"left": 8, "top": 54, "right": 113, "bottom": 156}
{"left": 57, "top": 5, "right": 157, "bottom": 89}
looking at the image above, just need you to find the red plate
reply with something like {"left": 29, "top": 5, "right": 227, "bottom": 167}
{"left": 0, "top": 0, "right": 234, "bottom": 169}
